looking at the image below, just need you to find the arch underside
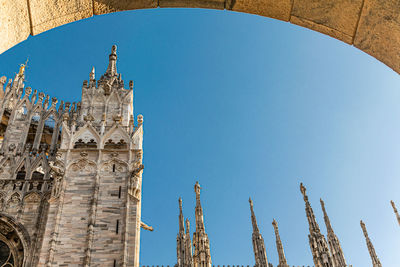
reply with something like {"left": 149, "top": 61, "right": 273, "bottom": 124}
{"left": 1, "top": 0, "right": 400, "bottom": 74}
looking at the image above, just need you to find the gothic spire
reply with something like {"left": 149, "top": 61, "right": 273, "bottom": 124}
{"left": 320, "top": 199, "right": 347, "bottom": 267}
{"left": 300, "top": 183, "right": 334, "bottom": 267}
{"left": 179, "top": 197, "right": 185, "bottom": 234}
{"left": 194, "top": 181, "right": 205, "bottom": 231}
{"left": 390, "top": 200, "right": 400, "bottom": 226}
{"left": 300, "top": 183, "right": 321, "bottom": 234}
{"left": 185, "top": 219, "right": 193, "bottom": 267}
{"left": 106, "top": 45, "right": 118, "bottom": 77}
{"left": 272, "top": 219, "right": 288, "bottom": 267}
{"left": 177, "top": 198, "right": 187, "bottom": 267}
{"left": 192, "top": 181, "right": 212, "bottom": 267}
{"left": 249, "top": 198, "right": 269, "bottom": 267}
{"left": 360, "top": 220, "right": 382, "bottom": 267}
{"left": 249, "top": 197, "right": 260, "bottom": 233}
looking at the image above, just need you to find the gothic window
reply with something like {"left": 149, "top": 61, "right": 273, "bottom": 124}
{"left": 41, "top": 115, "right": 56, "bottom": 150}
{"left": 0, "top": 240, "right": 15, "bottom": 266}
{"left": 0, "top": 220, "right": 25, "bottom": 267}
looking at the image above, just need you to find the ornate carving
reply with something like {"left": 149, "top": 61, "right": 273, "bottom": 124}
{"left": 24, "top": 192, "right": 41, "bottom": 203}
{"left": 49, "top": 160, "right": 65, "bottom": 199}
{"left": 73, "top": 130, "right": 98, "bottom": 148}
{"left": 128, "top": 164, "right": 143, "bottom": 199}
{"left": 69, "top": 159, "right": 96, "bottom": 174}
{"left": 0, "top": 159, "right": 12, "bottom": 179}
{"left": 6, "top": 193, "right": 21, "bottom": 215}
{"left": 101, "top": 159, "right": 127, "bottom": 173}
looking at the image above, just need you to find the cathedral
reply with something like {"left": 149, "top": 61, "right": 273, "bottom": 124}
{"left": 0, "top": 46, "right": 397, "bottom": 266}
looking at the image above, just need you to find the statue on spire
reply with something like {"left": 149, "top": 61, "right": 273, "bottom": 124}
{"left": 360, "top": 220, "right": 382, "bottom": 267}
{"left": 194, "top": 181, "right": 201, "bottom": 204}
{"left": 272, "top": 219, "right": 289, "bottom": 267}
{"left": 18, "top": 58, "right": 28, "bottom": 78}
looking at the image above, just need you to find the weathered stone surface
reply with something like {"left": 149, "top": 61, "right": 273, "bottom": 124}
{"left": 0, "top": 0, "right": 30, "bottom": 54}
{"left": 291, "top": 0, "right": 363, "bottom": 44}
{"left": 28, "top": 0, "right": 93, "bottom": 35}
{"left": 231, "top": 0, "right": 292, "bottom": 21}
{"left": 159, "top": 0, "right": 226, "bottom": 10}
{"left": 290, "top": 16, "right": 353, "bottom": 44}
{"left": 1, "top": 0, "right": 400, "bottom": 75}
{"left": 354, "top": 0, "right": 400, "bottom": 73}
{"left": 94, "top": 0, "right": 157, "bottom": 15}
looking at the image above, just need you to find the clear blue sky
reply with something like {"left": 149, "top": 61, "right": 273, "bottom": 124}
{"left": 1, "top": 8, "right": 400, "bottom": 267}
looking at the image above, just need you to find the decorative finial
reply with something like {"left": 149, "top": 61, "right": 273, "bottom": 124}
{"left": 179, "top": 197, "right": 183, "bottom": 210}
{"left": 272, "top": 218, "right": 277, "bottom": 226}
{"left": 249, "top": 197, "right": 253, "bottom": 206}
{"left": 106, "top": 45, "right": 118, "bottom": 77}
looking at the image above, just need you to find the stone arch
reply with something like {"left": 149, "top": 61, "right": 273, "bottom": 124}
{"left": 101, "top": 125, "right": 130, "bottom": 149}
{"left": 72, "top": 124, "right": 101, "bottom": 149}
{"left": 0, "top": 213, "right": 31, "bottom": 267}
{"left": 30, "top": 155, "right": 48, "bottom": 181}
{"left": 13, "top": 99, "right": 30, "bottom": 122}
{"left": 14, "top": 161, "right": 27, "bottom": 181}
{"left": 1, "top": 1, "right": 400, "bottom": 74}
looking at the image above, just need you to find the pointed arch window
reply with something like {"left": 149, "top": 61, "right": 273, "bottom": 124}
{"left": 15, "top": 166, "right": 26, "bottom": 180}
{"left": 24, "top": 111, "right": 41, "bottom": 149}
{"left": 31, "top": 164, "right": 44, "bottom": 180}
